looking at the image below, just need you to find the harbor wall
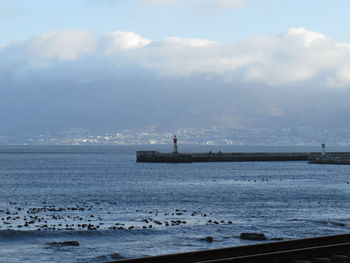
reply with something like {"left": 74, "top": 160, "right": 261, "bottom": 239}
{"left": 309, "top": 154, "right": 350, "bottom": 165}
{"left": 136, "top": 151, "right": 350, "bottom": 163}
{"left": 137, "top": 151, "right": 310, "bottom": 163}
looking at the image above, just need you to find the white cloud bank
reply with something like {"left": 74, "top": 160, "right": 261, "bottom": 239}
{"left": 11, "top": 27, "right": 350, "bottom": 87}
{"left": 1, "top": 28, "right": 350, "bottom": 135}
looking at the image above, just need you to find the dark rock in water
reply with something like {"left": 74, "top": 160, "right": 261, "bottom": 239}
{"left": 270, "top": 237, "right": 284, "bottom": 241}
{"left": 329, "top": 221, "right": 346, "bottom": 227}
{"left": 47, "top": 241, "right": 80, "bottom": 246}
{"left": 240, "top": 233, "right": 267, "bottom": 241}
{"left": 200, "top": 236, "right": 214, "bottom": 243}
{"left": 109, "top": 253, "right": 126, "bottom": 260}
{"left": 95, "top": 253, "right": 126, "bottom": 261}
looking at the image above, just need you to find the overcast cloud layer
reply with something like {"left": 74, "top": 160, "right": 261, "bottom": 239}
{"left": 1, "top": 28, "right": 350, "bottom": 135}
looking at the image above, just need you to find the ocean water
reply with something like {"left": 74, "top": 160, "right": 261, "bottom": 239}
{"left": 1, "top": 145, "right": 350, "bottom": 262}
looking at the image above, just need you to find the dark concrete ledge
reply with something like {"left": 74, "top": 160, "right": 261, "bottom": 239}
{"left": 309, "top": 154, "right": 350, "bottom": 165}
{"left": 136, "top": 151, "right": 350, "bottom": 163}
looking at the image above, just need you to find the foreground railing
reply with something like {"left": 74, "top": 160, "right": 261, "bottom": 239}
{"left": 104, "top": 233, "right": 350, "bottom": 263}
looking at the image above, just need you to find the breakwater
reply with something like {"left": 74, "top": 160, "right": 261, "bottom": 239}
{"left": 136, "top": 151, "right": 350, "bottom": 163}
{"left": 309, "top": 154, "right": 350, "bottom": 165}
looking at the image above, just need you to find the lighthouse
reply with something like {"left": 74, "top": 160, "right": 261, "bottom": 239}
{"left": 321, "top": 143, "right": 326, "bottom": 156}
{"left": 172, "top": 135, "right": 178, "bottom": 154}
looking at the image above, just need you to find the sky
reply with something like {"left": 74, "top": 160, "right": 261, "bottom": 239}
{"left": 1, "top": 0, "right": 350, "bottom": 136}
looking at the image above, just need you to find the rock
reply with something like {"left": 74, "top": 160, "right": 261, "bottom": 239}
{"left": 201, "top": 236, "right": 214, "bottom": 243}
{"left": 270, "top": 237, "right": 284, "bottom": 241}
{"left": 95, "top": 253, "right": 125, "bottom": 261}
{"left": 240, "top": 233, "right": 267, "bottom": 241}
{"left": 47, "top": 241, "right": 80, "bottom": 246}
{"left": 329, "top": 221, "right": 346, "bottom": 227}
{"left": 108, "top": 253, "right": 126, "bottom": 260}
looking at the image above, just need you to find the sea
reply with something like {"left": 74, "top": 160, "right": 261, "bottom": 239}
{"left": 1, "top": 145, "right": 350, "bottom": 263}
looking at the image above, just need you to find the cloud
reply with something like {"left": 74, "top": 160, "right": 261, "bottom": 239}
{"left": 26, "top": 30, "right": 96, "bottom": 61}
{"left": 287, "top": 27, "right": 327, "bottom": 47}
{"left": 99, "top": 27, "right": 348, "bottom": 88}
{"left": 5, "top": 27, "right": 350, "bottom": 87}
{"left": 22, "top": 30, "right": 151, "bottom": 61}
{"left": 103, "top": 31, "right": 151, "bottom": 52}
{"left": 164, "top": 37, "right": 217, "bottom": 47}
{"left": 1, "top": 27, "right": 350, "bottom": 136}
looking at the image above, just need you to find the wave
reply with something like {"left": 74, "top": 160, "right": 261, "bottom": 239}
{"left": 88, "top": 253, "right": 126, "bottom": 262}
{"left": 312, "top": 220, "right": 347, "bottom": 227}
{"left": 0, "top": 228, "right": 163, "bottom": 240}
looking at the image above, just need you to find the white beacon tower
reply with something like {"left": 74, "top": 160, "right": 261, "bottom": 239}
{"left": 321, "top": 143, "right": 326, "bottom": 156}
{"left": 172, "top": 135, "right": 178, "bottom": 154}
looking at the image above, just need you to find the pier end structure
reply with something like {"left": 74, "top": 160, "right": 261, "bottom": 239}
{"left": 172, "top": 135, "right": 178, "bottom": 154}
{"left": 322, "top": 143, "right": 326, "bottom": 156}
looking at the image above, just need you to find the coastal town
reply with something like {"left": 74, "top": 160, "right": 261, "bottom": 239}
{"left": 2, "top": 126, "right": 350, "bottom": 146}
